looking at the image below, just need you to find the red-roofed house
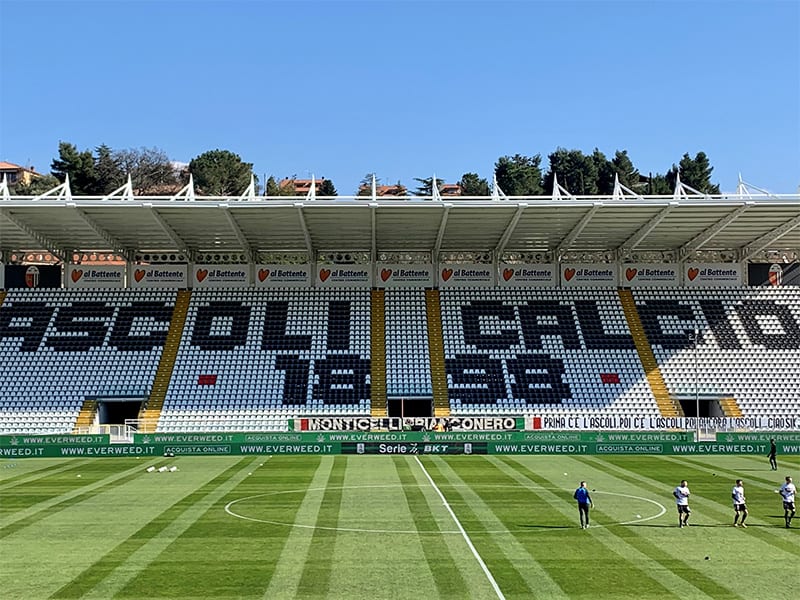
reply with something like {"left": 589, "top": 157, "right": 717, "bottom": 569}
{"left": 0, "top": 161, "right": 41, "bottom": 187}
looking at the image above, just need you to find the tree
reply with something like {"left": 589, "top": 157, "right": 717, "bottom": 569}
{"left": 611, "top": 150, "right": 641, "bottom": 191}
{"left": 265, "top": 176, "right": 282, "bottom": 196}
{"left": 592, "top": 149, "right": 617, "bottom": 195}
{"left": 114, "top": 147, "right": 179, "bottom": 195}
{"left": 357, "top": 173, "right": 379, "bottom": 196}
{"left": 646, "top": 173, "right": 672, "bottom": 195}
{"left": 459, "top": 172, "right": 489, "bottom": 196}
{"left": 93, "top": 144, "right": 124, "bottom": 194}
{"left": 188, "top": 149, "right": 253, "bottom": 195}
{"left": 413, "top": 176, "right": 444, "bottom": 196}
{"left": 50, "top": 142, "right": 96, "bottom": 195}
{"left": 318, "top": 179, "right": 337, "bottom": 196}
{"left": 666, "top": 152, "right": 720, "bottom": 194}
{"left": 12, "top": 174, "right": 60, "bottom": 195}
{"left": 494, "top": 154, "right": 544, "bottom": 196}
{"left": 542, "top": 148, "right": 599, "bottom": 195}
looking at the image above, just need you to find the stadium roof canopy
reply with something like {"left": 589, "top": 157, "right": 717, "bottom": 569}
{"left": 1, "top": 177, "right": 799, "bottom": 263}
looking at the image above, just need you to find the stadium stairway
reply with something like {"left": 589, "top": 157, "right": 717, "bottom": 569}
{"left": 138, "top": 290, "right": 192, "bottom": 429}
{"left": 0, "top": 291, "right": 6, "bottom": 306}
{"left": 719, "top": 397, "right": 743, "bottom": 417}
{"left": 370, "top": 289, "right": 388, "bottom": 417}
{"left": 618, "top": 289, "right": 683, "bottom": 417}
{"left": 72, "top": 399, "right": 97, "bottom": 433}
{"left": 425, "top": 289, "right": 450, "bottom": 417}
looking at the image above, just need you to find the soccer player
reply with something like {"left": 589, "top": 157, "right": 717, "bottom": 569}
{"left": 673, "top": 480, "right": 691, "bottom": 527}
{"left": 574, "top": 481, "right": 593, "bottom": 529}
{"left": 768, "top": 439, "right": 778, "bottom": 471}
{"left": 732, "top": 479, "right": 747, "bottom": 527}
{"left": 779, "top": 476, "right": 796, "bottom": 528}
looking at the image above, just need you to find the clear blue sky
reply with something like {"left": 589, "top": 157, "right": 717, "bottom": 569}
{"left": 1, "top": 0, "right": 798, "bottom": 194}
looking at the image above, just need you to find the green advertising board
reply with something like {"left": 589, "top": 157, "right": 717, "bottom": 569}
{"left": 716, "top": 431, "right": 800, "bottom": 443}
{"left": 0, "top": 434, "right": 110, "bottom": 447}
{"left": 2, "top": 439, "right": 797, "bottom": 459}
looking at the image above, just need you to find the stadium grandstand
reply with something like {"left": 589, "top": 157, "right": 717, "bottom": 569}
{"left": 1, "top": 174, "right": 799, "bottom": 437}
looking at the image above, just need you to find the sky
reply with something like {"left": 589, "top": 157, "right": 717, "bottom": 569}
{"left": 1, "top": 0, "right": 798, "bottom": 195}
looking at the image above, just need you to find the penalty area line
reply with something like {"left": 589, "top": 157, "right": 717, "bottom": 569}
{"left": 414, "top": 456, "right": 506, "bottom": 600}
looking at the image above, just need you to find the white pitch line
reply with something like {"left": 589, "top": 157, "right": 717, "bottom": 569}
{"left": 414, "top": 456, "right": 506, "bottom": 600}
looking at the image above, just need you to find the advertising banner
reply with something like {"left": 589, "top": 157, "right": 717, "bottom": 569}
{"left": 4, "top": 264, "right": 62, "bottom": 288}
{"left": 747, "top": 263, "right": 800, "bottom": 287}
{"left": 254, "top": 264, "right": 311, "bottom": 288}
{"left": 191, "top": 264, "right": 251, "bottom": 288}
{"left": 66, "top": 264, "right": 125, "bottom": 288}
{"left": 291, "top": 416, "right": 524, "bottom": 432}
{"left": 684, "top": 263, "right": 741, "bottom": 287}
{"left": 529, "top": 415, "right": 799, "bottom": 431}
{"left": 620, "top": 264, "right": 680, "bottom": 288}
{"left": 3, "top": 439, "right": 797, "bottom": 458}
{"left": 376, "top": 264, "right": 434, "bottom": 288}
{"left": 438, "top": 264, "right": 494, "bottom": 287}
{"left": 128, "top": 264, "right": 187, "bottom": 288}
{"left": 0, "top": 434, "right": 110, "bottom": 446}
{"left": 315, "top": 265, "right": 372, "bottom": 288}
{"left": 497, "top": 264, "right": 558, "bottom": 287}
{"left": 560, "top": 264, "right": 617, "bottom": 287}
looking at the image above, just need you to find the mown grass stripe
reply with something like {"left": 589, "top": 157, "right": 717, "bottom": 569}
{"left": 426, "top": 456, "right": 566, "bottom": 599}
{"left": 296, "top": 455, "right": 346, "bottom": 598}
{"left": 501, "top": 456, "right": 730, "bottom": 600}
{"left": 48, "top": 457, "right": 257, "bottom": 599}
{"left": 410, "top": 457, "right": 496, "bottom": 598}
{"left": 0, "top": 460, "right": 160, "bottom": 538}
{"left": 262, "top": 456, "right": 334, "bottom": 599}
{"left": 0, "top": 459, "right": 94, "bottom": 490}
{"left": 117, "top": 456, "right": 324, "bottom": 600}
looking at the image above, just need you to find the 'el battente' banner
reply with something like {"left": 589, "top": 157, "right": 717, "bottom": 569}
{"left": 439, "top": 264, "right": 494, "bottom": 287}
{"left": 376, "top": 264, "right": 434, "bottom": 288}
{"left": 560, "top": 264, "right": 617, "bottom": 287}
{"left": 192, "top": 264, "right": 250, "bottom": 288}
{"left": 66, "top": 264, "right": 125, "bottom": 288}
{"left": 620, "top": 264, "right": 680, "bottom": 288}
{"left": 129, "top": 265, "right": 188, "bottom": 288}
{"left": 316, "top": 266, "right": 372, "bottom": 288}
{"left": 255, "top": 264, "right": 311, "bottom": 287}
{"left": 497, "top": 264, "right": 558, "bottom": 287}
{"left": 684, "top": 263, "right": 741, "bottom": 287}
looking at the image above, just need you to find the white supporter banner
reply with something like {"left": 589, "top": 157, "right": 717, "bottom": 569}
{"left": 67, "top": 264, "right": 125, "bottom": 288}
{"left": 621, "top": 264, "right": 680, "bottom": 287}
{"left": 684, "top": 263, "right": 742, "bottom": 287}
{"left": 128, "top": 264, "right": 188, "bottom": 288}
{"left": 376, "top": 263, "right": 434, "bottom": 288}
{"left": 498, "top": 264, "right": 557, "bottom": 287}
{"left": 192, "top": 264, "right": 251, "bottom": 288}
{"left": 316, "top": 265, "right": 372, "bottom": 288}
{"left": 438, "top": 264, "right": 494, "bottom": 287}
{"left": 529, "top": 415, "right": 800, "bottom": 431}
{"left": 560, "top": 264, "right": 618, "bottom": 287}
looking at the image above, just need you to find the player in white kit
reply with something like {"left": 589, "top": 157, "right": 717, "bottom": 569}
{"left": 732, "top": 479, "right": 747, "bottom": 527}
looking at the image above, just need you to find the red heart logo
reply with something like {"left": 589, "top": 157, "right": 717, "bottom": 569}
{"left": 381, "top": 269, "right": 392, "bottom": 282}
{"left": 442, "top": 268, "right": 453, "bottom": 282}
{"left": 196, "top": 269, "right": 208, "bottom": 282}
{"left": 626, "top": 268, "right": 637, "bottom": 282}
{"left": 688, "top": 267, "right": 700, "bottom": 281}
{"left": 258, "top": 268, "right": 270, "bottom": 282}
{"left": 564, "top": 268, "right": 576, "bottom": 281}
{"left": 502, "top": 268, "right": 514, "bottom": 282}
{"left": 320, "top": 268, "right": 331, "bottom": 282}
{"left": 134, "top": 269, "right": 146, "bottom": 283}
{"left": 71, "top": 269, "right": 83, "bottom": 283}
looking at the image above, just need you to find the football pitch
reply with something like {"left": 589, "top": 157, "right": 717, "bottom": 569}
{"left": 2, "top": 454, "right": 799, "bottom": 600}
